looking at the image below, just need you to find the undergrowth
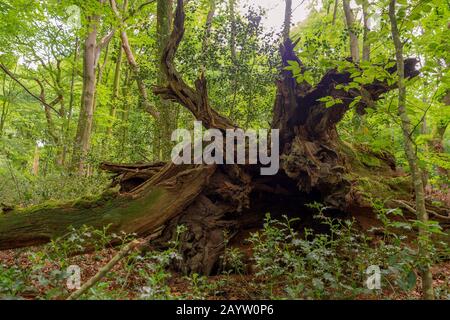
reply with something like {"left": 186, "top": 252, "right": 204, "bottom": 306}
{"left": 0, "top": 203, "right": 448, "bottom": 300}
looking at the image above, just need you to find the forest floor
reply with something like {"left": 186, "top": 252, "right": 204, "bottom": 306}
{"left": 0, "top": 215, "right": 449, "bottom": 300}
{"left": 0, "top": 246, "right": 449, "bottom": 300}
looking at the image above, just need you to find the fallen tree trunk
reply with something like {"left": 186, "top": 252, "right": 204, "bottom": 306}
{"left": 0, "top": 0, "right": 448, "bottom": 275}
{"left": 0, "top": 164, "right": 216, "bottom": 250}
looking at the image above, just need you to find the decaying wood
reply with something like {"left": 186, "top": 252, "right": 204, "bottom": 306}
{"left": 0, "top": 164, "right": 216, "bottom": 250}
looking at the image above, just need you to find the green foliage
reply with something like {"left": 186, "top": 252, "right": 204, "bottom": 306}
{"left": 248, "top": 204, "right": 448, "bottom": 299}
{"left": 0, "top": 207, "right": 448, "bottom": 300}
{"left": 0, "top": 264, "right": 30, "bottom": 298}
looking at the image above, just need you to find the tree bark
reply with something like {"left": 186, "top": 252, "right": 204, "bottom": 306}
{"left": 202, "top": 0, "right": 216, "bottom": 53}
{"left": 332, "top": 0, "right": 338, "bottom": 25}
{"left": 62, "top": 37, "right": 80, "bottom": 167}
{"left": 72, "top": 2, "right": 115, "bottom": 174}
{"left": 430, "top": 90, "right": 450, "bottom": 184}
{"left": 72, "top": 13, "right": 100, "bottom": 174}
{"left": 229, "top": 0, "right": 237, "bottom": 63}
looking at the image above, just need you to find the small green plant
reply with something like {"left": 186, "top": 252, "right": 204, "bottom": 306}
{"left": 0, "top": 264, "right": 30, "bottom": 297}
{"left": 247, "top": 203, "right": 449, "bottom": 300}
{"left": 184, "top": 273, "right": 215, "bottom": 299}
{"left": 138, "top": 224, "right": 186, "bottom": 300}
{"left": 220, "top": 230, "right": 245, "bottom": 276}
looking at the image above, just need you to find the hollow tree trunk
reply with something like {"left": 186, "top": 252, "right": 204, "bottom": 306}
{"left": 1, "top": 0, "right": 447, "bottom": 275}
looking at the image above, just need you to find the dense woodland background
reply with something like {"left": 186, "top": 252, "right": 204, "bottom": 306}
{"left": 0, "top": 0, "right": 448, "bottom": 300}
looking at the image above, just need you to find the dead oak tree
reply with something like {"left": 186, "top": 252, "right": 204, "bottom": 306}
{"left": 1, "top": 0, "right": 447, "bottom": 275}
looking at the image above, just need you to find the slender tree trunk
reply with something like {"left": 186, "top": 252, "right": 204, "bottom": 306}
{"left": 120, "top": 67, "right": 131, "bottom": 156}
{"left": 62, "top": 37, "right": 79, "bottom": 167}
{"left": 0, "top": 101, "right": 7, "bottom": 136}
{"left": 34, "top": 79, "right": 62, "bottom": 148}
{"left": 420, "top": 113, "right": 429, "bottom": 188}
{"left": 362, "top": 0, "right": 370, "bottom": 61}
{"left": 430, "top": 90, "right": 449, "bottom": 184}
{"left": 121, "top": 32, "right": 158, "bottom": 118}
{"left": 431, "top": 118, "right": 449, "bottom": 183}
{"left": 343, "top": 0, "right": 360, "bottom": 62}
{"left": 106, "top": 41, "right": 123, "bottom": 137}
{"left": 31, "top": 145, "right": 40, "bottom": 176}
{"left": 96, "top": 41, "right": 110, "bottom": 90}
{"left": 227, "top": 0, "right": 240, "bottom": 121}
{"left": 55, "top": 63, "right": 67, "bottom": 166}
{"left": 0, "top": 73, "right": 11, "bottom": 137}
{"left": 229, "top": 0, "right": 237, "bottom": 63}
{"left": 283, "top": 0, "right": 292, "bottom": 42}
{"left": 110, "top": 0, "right": 159, "bottom": 119}
{"left": 202, "top": 0, "right": 216, "bottom": 53}
{"left": 72, "top": 1, "right": 115, "bottom": 173}
{"left": 332, "top": 0, "right": 338, "bottom": 25}
{"left": 155, "top": 0, "right": 175, "bottom": 160}
{"left": 72, "top": 14, "right": 100, "bottom": 174}
{"left": 389, "top": 0, "right": 434, "bottom": 300}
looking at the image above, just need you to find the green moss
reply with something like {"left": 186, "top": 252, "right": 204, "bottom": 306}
{"left": 348, "top": 172, "right": 412, "bottom": 206}
{"left": 385, "top": 176, "right": 412, "bottom": 194}
{"left": 339, "top": 140, "right": 358, "bottom": 159}
{"left": 15, "top": 199, "right": 67, "bottom": 214}
{"left": 109, "top": 187, "right": 166, "bottom": 223}
{"left": 358, "top": 152, "right": 382, "bottom": 167}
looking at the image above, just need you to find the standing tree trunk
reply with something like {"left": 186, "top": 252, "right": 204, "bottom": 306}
{"left": 343, "top": 0, "right": 360, "bottom": 63}
{"left": 72, "top": 14, "right": 100, "bottom": 174}
{"left": 332, "top": 0, "right": 339, "bottom": 25}
{"left": 361, "top": 0, "right": 370, "bottom": 61}
{"left": 110, "top": 0, "right": 159, "bottom": 119}
{"left": 202, "top": 0, "right": 216, "bottom": 53}
{"left": 72, "top": 3, "right": 114, "bottom": 174}
{"left": 389, "top": 0, "right": 434, "bottom": 300}
{"left": 31, "top": 144, "right": 40, "bottom": 176}
{"left": 430, "top": 90, "right": 450, "bottom": 184}
{"left": 35, "top": 79, "right": 62, "bottom": 146}
{"left": 62, "top": 37, "right": 79, "bottom": 167}
{"left": 106, "top": 40, "right": 123, "bottom": 137}
{"left": 154, "top": 0, "right": 176, "bottom": 160}
{"left": 283, "top": 0, "right": 292, "bottom": 42}
{"left": 229, "top": 0, "right": 237, "bottom": 63}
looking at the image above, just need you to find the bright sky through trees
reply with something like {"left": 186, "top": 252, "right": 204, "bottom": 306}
{"left": 238, "top": 0, "right": 315, "bottom": 31}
